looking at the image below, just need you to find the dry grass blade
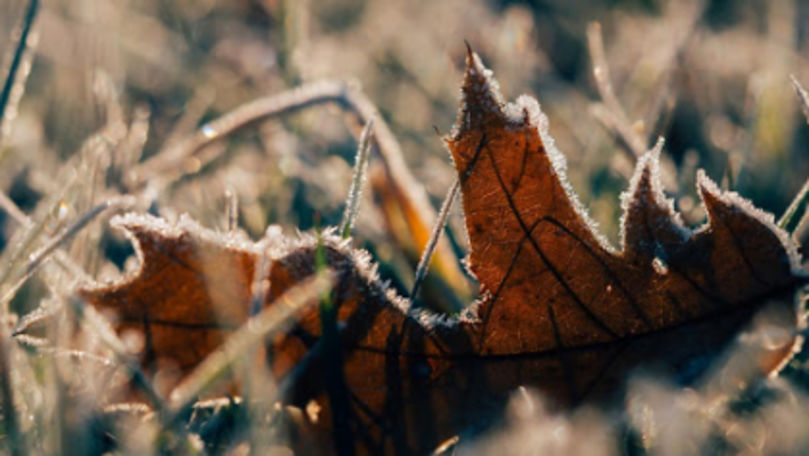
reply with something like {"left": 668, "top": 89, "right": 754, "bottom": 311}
{"left": 129, "top": 80, "right": 431, "bottom": 244}
{"left": 779, "top": 76, "right": 809, "bottom": 233}
{"left": 1, "top": 197, "right": 136, "bottom": 308}
{"left": 340, "top": 118, "right": 374, "bottom": 238}
{"left": 132, "top": 80, "right": 364, "bottom": 182}
{"left": 23, "top": 196, "right": 136, "bottom": 276}
{"left": 410, "top": 177, "right": 459, "bottom": 302}
{"left": 68, "top": 295, "right": 166, "bottom": 414}
{"left": 791, "top": 75, "right": 809, "bottom": 124}
{"left": 0, "top": 0, "right": 39, "bottom": 144}
{"left": 0, "top": 209, "right": 62, "bottom": 313}
{"left": 129, "top": 78, "right": 467, "bottom": 296}
{"left": 248, "top": 249, "right": 272, "bottom": 318}
{"left": 0, "top": 190, "right": 88, "bottom": 282}
{"left": 225, "top": 187, "right": 238, "bottom": 232}
{"left": 0, "top": 326, "right": 22, "bottom": 456}
{"left": 587, "top": 21, "right": 646, "bottom": 159}
{"left": 0, "top": 192, "right": 27, "bottom": 226}
{"left": 168, "top": 270, "right": 333, "bottom": 414}
{"left": 112, "top": 103, "right": 151, "bottom": 181}
{"left": 242, "top": 246, "right": 276, "bottom": 452}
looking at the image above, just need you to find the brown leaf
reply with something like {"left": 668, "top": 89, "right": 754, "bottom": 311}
{"left": 447, "top": 49, "right": 804, "bottom": 360}
{"left": 73, "top": 50, "right": 807, "bottom": 454}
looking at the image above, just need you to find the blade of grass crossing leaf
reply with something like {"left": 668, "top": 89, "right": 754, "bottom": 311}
{"left": 168, "top": 271, "right": 333, "bottom": 415}
{"left": 315, "top": 231, "right": 355, "bottom": 455}
{"left": 248, "top": 251, "right": 272, "bottom": 318}
{"left": 340, "top": 119, "right": 374, "bottom": 238}
{"left": 779, "top": 76, "right": 809, "bottom": 232}
{"left": 411, "top": 177, "right": 459, "bottom": 302}
{"left": 243, "top": 247, "right": 278, "bottom": 453}
{"left": 0, "top": 0, "right": 39, "bottom": 142}
{"left": 68, "top": 296, "right": 167, "bottom": 415}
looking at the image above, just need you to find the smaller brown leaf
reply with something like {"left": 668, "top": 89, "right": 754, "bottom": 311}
{"left": 78, "top": 215, "right": 257, "bottom": 373}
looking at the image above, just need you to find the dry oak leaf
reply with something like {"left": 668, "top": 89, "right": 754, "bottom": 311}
{"left": 77, "top": 51, "right": 808, "bottom": 454}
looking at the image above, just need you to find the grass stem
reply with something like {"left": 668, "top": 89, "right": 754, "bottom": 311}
{"left": 340, "top": 119, "right": 374, "bottom": 238}
{"left": 779, "top": 77, "right": 809, "bottom": 232}
{"left": 0, "top": 0, "right": 39, "bottom": 142}
{"left": 410, "top": 178, "right": 459, "bottom": 302}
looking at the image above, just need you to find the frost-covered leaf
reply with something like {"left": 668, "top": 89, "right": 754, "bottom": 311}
{"left": 69, "top": 50, "right": 808, "bottom": 455}
{"left": 448, "top": 49, "right": 805, "bottom": 366}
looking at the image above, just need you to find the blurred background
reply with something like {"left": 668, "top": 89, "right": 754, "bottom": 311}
{"left": 1, "top": 0, "right": 809, "bottom": 314}
{"left": 4, "top": 1, "right": 809, "bottom": 454}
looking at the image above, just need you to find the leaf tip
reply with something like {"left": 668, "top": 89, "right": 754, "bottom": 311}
{"left": 455, "top": 44, "right": 505, "bottom": 135}
{"left": 621, "top": 139, "right": 665, "bottom": 209}
{"left": 696, "top": 169, "right": 723, "bottom": 217}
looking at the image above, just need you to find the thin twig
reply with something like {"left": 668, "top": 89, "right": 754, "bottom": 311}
{"left": 129, "top": 78, "right": 465, "bottom": 294}
{"left": 0, "top": 0, "right": 39, "bottom": 141}
{"left": 131, "top": 80, "right": 352, "bottom": 181}
{"left": 129, "top": 80, "right": 417, "bottom": 199}
{"left": 411, "top": 178, "right": 459, "bottom": 301}
{"left": 129, "top": 80, "right": 435, "bottom": 228}
{"left": 340, "top": 118, "right": 374, "bottom": 238}
{"left": 157, "top": 87, "right": 215, "bottom": 161}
